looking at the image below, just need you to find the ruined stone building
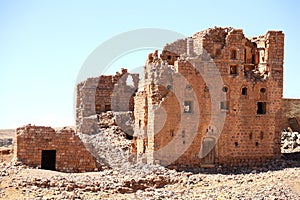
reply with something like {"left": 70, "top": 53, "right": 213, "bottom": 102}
{"left": 16, "top": 125, "right": 99, "bottom": 172}
{"left": 17, "top": 27, "right": 300, "bottom": 171}
{"left": 76, "top": 68, "right": 139, "bottom": 134}
{"left": 134, "top": 27, "right": 284, "bottom": 168}
{"left": 15, "top": 69, "right": 140, "bottom": 172}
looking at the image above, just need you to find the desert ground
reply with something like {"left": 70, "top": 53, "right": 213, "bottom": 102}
{"left": 1, "top": 129, "right": 300, "bottom": 199}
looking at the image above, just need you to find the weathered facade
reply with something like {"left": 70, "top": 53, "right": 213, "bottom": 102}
{"left": 76, "top": 68, "right": 139, "bottom": 134}
{"left": 134, "top": 27, "right": 284, "bottom": 168}
{"left": 16, "top": 27, "right": 295, "bottom": 171}
{"left": 16, "top": 125, "right": 99, "bottom": 172}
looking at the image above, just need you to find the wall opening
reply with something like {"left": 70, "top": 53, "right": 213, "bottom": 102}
{"left": 105, "top": 105, "right": 111, "bottom": 111}
{"left": 260, "top": 88, "right": 266, "bottom": 93}
{"left": 257, "top": 102, "right": 266, "bottom": 114}
{"left": 230, "top": 65, "right": 238, "bottom": 75}
{"left": 96, "top": 104, "right": 101, "bottom": 114}
{"left": 183, "top": 101, "right": 192, "bottom": 113}
{"left": 204, "top": 85, "right": 209, "bottom": 92}
{"left": 260, "top": 131, "right": 264, "bottom": 140}
{"left": 222, "top": 86, "right": 228, "bottom": 93}
{"left": 242, "top": 87, "right": 247, "bottom": 95}
{"left": 125, "top": 133, "right": 133, "bottom": 140}
{"left": 230, "top": 49, "right": 237, "bottom": 59}
{"left": 170, "top": 130, "right": 174, "bottom": 137}
{"left": 126, "top": 75, "right": 134, "bottom": 87}
{"left": 201, "top": 137, "right": 216, "bottom": 165}
{"left": 220, "top": 101, "right": 229, "bottom": 110}
{"left": 186, "top": 84, "right": 192, "bottom": 90}
{"left": 234, "top": 142, "right": 238, "bottom": 148}
{"left": 41, "top": 150, "right": 56, "bottom": 171}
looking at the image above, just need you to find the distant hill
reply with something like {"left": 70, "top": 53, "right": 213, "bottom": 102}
{"left": 0, "top": 129, "right": 15, "bottom": 139}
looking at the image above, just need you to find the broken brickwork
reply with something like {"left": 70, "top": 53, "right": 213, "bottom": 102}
{"left": 282, "top": 98, "right": 300, "bottom": 132}
{"left": 16, "top": 125, "right": 99, "bottom": 172}
{"left": 76, "top": 68, "right": 139, "bottom": 134}
{"left": 134, "top": 27, "right": 284, "bottom": 168}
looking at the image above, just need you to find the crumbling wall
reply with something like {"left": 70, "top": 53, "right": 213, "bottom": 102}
{"left": 134, "top": 27, "right": 284, "bottom": 168}
{"left": 16, "top": 125, "right": 99, "bottom": 172}
{"left": 160, "top": 38, "right": 187, "bottom": 65}
{"left": 76, "top": 68, "right": 139, "bottom": 134}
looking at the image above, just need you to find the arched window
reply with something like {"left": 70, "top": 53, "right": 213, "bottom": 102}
{"left": 260, "top": 88, "right": 266, "bottom": 93}
{"left": 222, "top": 86, "right": 228, "bottom": 93}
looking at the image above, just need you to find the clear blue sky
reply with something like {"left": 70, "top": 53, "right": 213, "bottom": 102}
{"left": 0, "top": 0, "right": 299, "bottom": 129}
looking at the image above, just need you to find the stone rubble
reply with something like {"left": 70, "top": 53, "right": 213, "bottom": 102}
{"left": 1, "top": 126, "right": 300, "bottom": 199}
{"left": 281, "top": 131, "right": 300, "bottom": 153}
{"left": 79, "top": 111, "right": 135, "bottom": 170}
{"left": 0, "top": 159, "right": 300, "bottom": 199}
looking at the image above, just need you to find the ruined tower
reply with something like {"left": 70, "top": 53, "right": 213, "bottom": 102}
{"left": 134, "top": 27, "right": 284, "bottom": 168}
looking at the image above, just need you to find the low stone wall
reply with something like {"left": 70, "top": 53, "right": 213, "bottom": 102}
{"left": 16, "top": 125, "right": 99, "bottom": 172}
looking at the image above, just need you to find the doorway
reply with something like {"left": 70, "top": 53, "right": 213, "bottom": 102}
{"left": 41, "top": 150, "right": 56, "bottom": 170}
{"left": 200, "top": 137, "right": 216, "bottom": 167}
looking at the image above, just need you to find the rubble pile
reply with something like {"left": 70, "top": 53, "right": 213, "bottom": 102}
{"left": 1, "top": 161, "right": 300, "bottom": 199}
{"left": 0, "top": 138, "right": 13, "bottom": 148}
{"left": 282, "top": 131, "right": 300, "bottom": 153}
{"left": 79, "top": 111, "right": 135, "bottom": 170}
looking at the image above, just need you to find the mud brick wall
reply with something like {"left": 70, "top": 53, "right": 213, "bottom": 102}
{"left": 134, "top": 27, "right": 284, "bottom": 168}
{"left": 16, "top": 125, "right": 99, "bottom": 172}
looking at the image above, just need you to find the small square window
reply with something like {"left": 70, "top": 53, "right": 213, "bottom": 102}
{"left": 220, "top": 101, "right": 229, "bottom": 110}
{"left": 184, "top": 101, "right": 192, "bottom": 113}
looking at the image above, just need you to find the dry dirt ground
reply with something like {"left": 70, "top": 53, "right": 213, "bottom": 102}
{"left": 1, "top": 129, "right": 300, "bottom": 199}
{"left": 0, "top": 158, "right": 299, "bottom": 199}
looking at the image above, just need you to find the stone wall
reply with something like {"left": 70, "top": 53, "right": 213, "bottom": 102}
{"left": 16, "top": 125, "right": 99, "bottom": 172}
{"left": 76, "top": 68, "right": 139, "bottom": 134}
{"left": 134, "top": 27, "right": 284, "bottom": 168}
{"left": 282, "top": 98, "right": 300, "bottom": 132}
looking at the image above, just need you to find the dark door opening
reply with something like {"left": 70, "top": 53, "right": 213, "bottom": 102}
{"left": 41, "top": 150, "right": 56, "bottom": 170}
